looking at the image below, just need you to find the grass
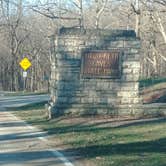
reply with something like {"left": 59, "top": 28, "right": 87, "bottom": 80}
{"left": 12, "top": 104, "right": 166, "bottom": 166}
{"left": 140, "top": 79, "right": 166, "bottom": 103}
{"left": 139, "top": 77, "right": 166, "bottom": 89}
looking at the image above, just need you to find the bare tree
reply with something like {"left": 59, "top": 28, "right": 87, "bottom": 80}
{"left": 94, "top": 0, "right": 108, "bottom": 29}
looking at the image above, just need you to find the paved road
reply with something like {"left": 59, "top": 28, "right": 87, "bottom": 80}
{"left": 0, "top": 93, "right": 50, "bottom": 108}
{"left": 0, "top": 93, "right": 75, "bottom": 166}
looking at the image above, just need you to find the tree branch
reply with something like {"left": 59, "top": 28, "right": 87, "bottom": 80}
{"left": 32, "top": 8, "right": 79, "bottom": 20}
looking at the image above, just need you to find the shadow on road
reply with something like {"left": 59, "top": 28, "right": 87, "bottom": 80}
{"left": 0, "top": 150, "right": 69, "bottom": 165}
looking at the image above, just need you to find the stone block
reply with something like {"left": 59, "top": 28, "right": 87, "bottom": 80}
{"left": 68, "top": 97, "right": 81, "bottom": 104}
{"left": 88, "top": 98, "right": 94, "bottom": 103}
{"left": 124, "top": 49, "right": 139, "bottom": 55}
{"left": 85, "top": 41, "right": 96, "bottom": 46}
{"left": 81, "top": 98, "right": 90, "bottom": 104}
{"left": 120, "top": 82, "right": 139, "bottom": 91}
{"left": 110, "top": 41, "right": 124, "bottom": 48}
{"left": 96, "top": 82, "right": 110, "bottom": 90}
{"left": 124, "top": 40, "right": 141, "bottom": 48}
{"left": 58, "top": 75, "right": 79, "bottom": 81}
{"left": 117, "top": 91, "right": 139, "bottom": 97}
{"left": 120, "top": 98, "right": 133, "bottom": 104}
{"left": 133, "top": 68, "right": 140, "bottom": 74}
{"left": 98, "top": 97, "right": 108, "bottom": 104}
{"left": 57, "top": 83, "right": 65, "bottom": 90}
{"left": 117, "top": 108, "right": 134, "bottom": 116}
{"left": 123, "top": 54, "right": 141, "bottom": 61}
{"left": 56, "top": 53, "right": 66, "bottom": 59}
{"left": 122, "top": 74, "right": 140, "bottom": 81}
{"left": 88, "top": 91, "right": 98, "bottom": 98}
{"left": 122, "top": 61, "right": 141, "bottom": 69}
{"left": 56, "top": 97, "right": 68, "bottom": 103}
{"left": 123, "top": 68, "right": 133, "bottom": 74}
{"left": 58, "top": 40, "right": 66, "bottom": 46}
{"left": 64, "top": 108, "right": 81, "bottom": 115}
{"left": 79, "top": 98, "right": 93, "bottom": 104}
{"left": 133, "top": 97, "right": 142, "bottom": 104}
{"left": 107, "top": 98, "right": 117, "bottom": 104}
{"left": 83, "top": 81, "right": 97, "bottom": 90}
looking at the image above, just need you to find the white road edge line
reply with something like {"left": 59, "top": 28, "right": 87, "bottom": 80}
{"left": 9, "top": 112, "right": 74, "bottom": 166}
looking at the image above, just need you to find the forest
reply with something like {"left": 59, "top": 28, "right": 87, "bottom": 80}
{"left": 0, "top": 0, "right": 165, "bottom": 91}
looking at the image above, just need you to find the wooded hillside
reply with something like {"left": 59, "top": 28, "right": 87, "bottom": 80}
{"left": 0, "top": 0, "right": 165, "bottom": 91}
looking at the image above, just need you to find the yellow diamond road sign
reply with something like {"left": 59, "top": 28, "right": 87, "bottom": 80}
{"left": 19, "top": 57, "right": 32, "bottom": 71}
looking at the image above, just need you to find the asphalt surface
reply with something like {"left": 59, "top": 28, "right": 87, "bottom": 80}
{"left": 0, "top": 93, "right": 50, "bottom": 108}
{"left": 0, "top": 92, "right": 75, "bottom": 166}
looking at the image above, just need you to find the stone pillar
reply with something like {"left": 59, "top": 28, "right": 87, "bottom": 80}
{"left": 50, "top": 28, "right": 142, "bottom": 116}
{"left": 117, "top": 40, "right": 142, "bottom": 115}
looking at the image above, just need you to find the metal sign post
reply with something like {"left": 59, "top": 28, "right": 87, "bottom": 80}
{"left": 19, "top": 57, "right": 32, "bottom": 92}
{"left": 23, "top": 71, "right": 27, "bottom": 92}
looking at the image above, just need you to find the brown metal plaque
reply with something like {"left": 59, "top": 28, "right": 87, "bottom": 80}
{"left": 81, "top": 51, "right": 121, "bottom": 78}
